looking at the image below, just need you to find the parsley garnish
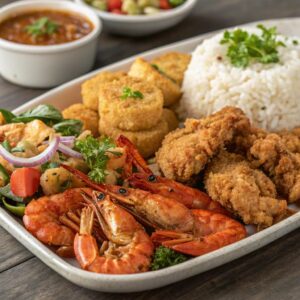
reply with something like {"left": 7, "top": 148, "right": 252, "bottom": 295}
{"left": 75, "top": 136, "right": 116, "bottom": 183}
{"left": 26, "top": 17, "right": 59, "bottom": 36}
{"left": 151, "top": 246, "right": 188, "bottom": 271}
{"left": 120, "top": 87, "right": 144, "bottom": 100}
{"left": 293, "top": 40, "right": 299, "bottom": 45}
{"left": 220, "top": 24, "right": 285, "bottom": 68}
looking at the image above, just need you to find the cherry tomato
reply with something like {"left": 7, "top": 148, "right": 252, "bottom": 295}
{"left": 108, "top": 0, "right": 122, "bottom": 11}
{"left": 10, "top": 167, "right": 41, "bottom": 198}
{"left": 160, "top": 0, "right": 172, "bottom": 9}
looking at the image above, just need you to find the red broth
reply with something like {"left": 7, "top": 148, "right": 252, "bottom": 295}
{"left": 0, "top": 10, "right": 94, "bottom": 46}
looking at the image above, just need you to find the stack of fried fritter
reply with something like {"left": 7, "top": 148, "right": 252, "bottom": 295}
{"left": 62, "top": 52, "right": 191, "bottom": 158}
{"left": 156, "top": 106, "right": 300, "bottom": 228}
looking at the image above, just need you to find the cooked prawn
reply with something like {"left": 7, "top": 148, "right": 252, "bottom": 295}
{"left": 117, "top": 135, "right": 228, "bottom": 214}
{"left": 74, "top": 191, "right": 154, "bottom": 274}
{"left": 151, "top": 209, "right": 247, "bottom": 256}
{"left": 62, "top": 165, "right": 247, "bottom": 257}
{"left": 23, "top": 188, "right": 93, "bottom": 256}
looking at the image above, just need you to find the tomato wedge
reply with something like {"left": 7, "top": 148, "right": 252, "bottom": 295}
{"left": 108, "top": 0, "right": 122, "bottom": 11}
{"left": 10, "top": 167, "right": 41, "bottom": 198}
{"left": 160, "top": 0, "right": 172, "bottom": 9}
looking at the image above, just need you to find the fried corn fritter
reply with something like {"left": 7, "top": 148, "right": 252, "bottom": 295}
{"left": 128, "top": 57, "right": 181, "bottom": 107}
{"left": 99, "top": 118, "right": 168, "bottom": 158}
{"left": 98, "top": 77, "right": 163, "bottom": 131}
{"left": 162, "top": 109, "right": 179, "bottom": 131}
{"left": 249, "top": 134, "right": 300, "bottom": 203}
{"left": 151, "top": 52, "right": 191, "bottom": 86}
{"left": 81, "top": 71, "right": 127, "bottom": 111}
{"left": 204, "top": 151, "right": 287, "bottom": 228}
{"left": 62, "top": 103, "right": 99, "bottom": 137}
{"left": 156, "top": 107, "right": 250, "bottom": 182}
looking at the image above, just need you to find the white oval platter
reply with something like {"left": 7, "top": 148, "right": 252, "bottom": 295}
{"left": 0, "top": 18, "right": 300, "bottom": 293}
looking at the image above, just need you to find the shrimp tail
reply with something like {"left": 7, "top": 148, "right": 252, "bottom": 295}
{"left": 116, "top": 135, "right": 152, "bottom": 176}
{"left": 151, "top": 210, "right": 246, "bottom": 257}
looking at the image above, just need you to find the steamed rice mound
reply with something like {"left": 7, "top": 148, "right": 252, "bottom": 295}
{"left": 180, "top": 29, "right": 300, "bottom": 131}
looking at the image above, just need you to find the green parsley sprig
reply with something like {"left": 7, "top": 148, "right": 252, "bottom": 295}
{"left": 220, "top": 24, "right": 285, "bottom": 68}
{"left": 26, "top": 17, "right": 59, "bottom": 36}
{"left": 75, "top": 136, "right": 117, "bottom": 183}
{"left": 151, "top": 246, "right": 188, "bottom": 271}
{"left": 120, "top": 87, "right": 144, "bottom": 100}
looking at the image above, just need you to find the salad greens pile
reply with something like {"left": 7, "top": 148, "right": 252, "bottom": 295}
{"left": 0, "top": 104, "right": 82, "bottom": 136}
{"left": 220, "top": 24, "right": 285, "bottom": 68}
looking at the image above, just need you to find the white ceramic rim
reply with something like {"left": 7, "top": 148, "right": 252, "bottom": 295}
{"left": 0, "top": 0, "right": 102, "bottom": 54}
{"left": 75, "top": 0, "right": 197, "bottom": 22}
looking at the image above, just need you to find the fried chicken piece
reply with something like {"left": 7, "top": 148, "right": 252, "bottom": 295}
{"left": 204, "top": 151, "right": 287, "bottom": 228}
{"left": 229, "top": 126, "right": 267, "bottom": 155}
{"left": 277, "top": 128, "right": 300, "bottom": 154}
{"left": 156, "top": 107, "right": 250, "bottom": 182}
{"left": 248, "top": 133, "right": 300, "bottom": 203}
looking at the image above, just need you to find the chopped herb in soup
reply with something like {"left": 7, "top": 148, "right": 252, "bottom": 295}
{"left": 0, "top": 10, "right": 93, "bottom": 46}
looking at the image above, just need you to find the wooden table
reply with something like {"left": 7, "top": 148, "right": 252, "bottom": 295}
{"left": 1, "top": 0, "right": 300, "bottom": 299}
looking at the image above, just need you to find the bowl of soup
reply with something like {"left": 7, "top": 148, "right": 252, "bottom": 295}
{"left": 0, "top": 0, "right": 101, "bottom": 88}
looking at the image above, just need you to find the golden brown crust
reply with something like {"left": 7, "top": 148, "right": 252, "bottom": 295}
{"left": 62, "top": 103, "right": 99, "bottom": 137}
{"left": 162, "top": 108, "right": 179, "bottom": 131}
{"left": 81, "top": 71, "right": 127, "bottom": 111}
{"left": 248, "top": 133, "right": 300, "bottom": 202}
{"left": 99, "top": 118, "right": 168, "bottom": 158}
{"left": 156, "top": 107, "right": 250, "bottom": 182}
{"left": 204, "top": 151, "right": 287, "bottom": 228}
{"left": 98, "top": 76, "right": 163, "bottom": 131}
{"left": 151, "top": 52, "right": 191, "bottom": 86}
{"left": 128, "top": 57, "right": 182, "bottom": 107}
{"left": 277, "top": 128, "right": 300, "bottom": 153}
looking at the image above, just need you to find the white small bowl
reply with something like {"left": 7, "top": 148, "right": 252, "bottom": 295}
{"left": 74, "top": 0, "right": 197, "bottom": 37}
{"left": 0, "top": 0, "right": 102, "bottom": 88}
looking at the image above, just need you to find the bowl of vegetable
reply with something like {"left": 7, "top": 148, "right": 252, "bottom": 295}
{"left": 74, "top": 0, "right": 197, "bottom": 36}
{"left": 0, "top": 0, "right": 101, "bottom": 88}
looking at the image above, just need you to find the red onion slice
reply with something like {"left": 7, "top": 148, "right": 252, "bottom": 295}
{"left": 57, "top": 143, "right": 82, "bottom": 159}
{"left": 59, "top": 136, "right": 76, "bottom": 142}
{"left": 0, "top": 136, "right": 60, "bottom": 167}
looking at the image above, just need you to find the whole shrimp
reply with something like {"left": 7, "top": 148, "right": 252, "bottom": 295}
{"left": 23, "top": 188, "right": 94, "bottom": 256}
{"left": 74, "top": 191, "right": 154, "bottom": 274}
{"left": 116, "top": 135, "right": 228, "bottom": 214}
{"left": 62, "top": 165, "right": 247, "bottom": 257}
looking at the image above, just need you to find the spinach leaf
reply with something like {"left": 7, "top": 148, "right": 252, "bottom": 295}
{"left": 12, "top": 104, "right": 63, "bottom": 124}
{"left": 0, "top": 109, "right": 16, "bottom": 123}
{"left": 53, "top": 119, "right": 83, "bottom": 136}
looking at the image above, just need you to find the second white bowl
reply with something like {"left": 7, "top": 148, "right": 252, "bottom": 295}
{"left": 74, "top": 0, "right": 197, "bottom": 37}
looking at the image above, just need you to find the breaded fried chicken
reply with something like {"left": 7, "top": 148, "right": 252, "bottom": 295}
{"left": 277, "top": 128, "right": 300, "bottom": 154}
{"left": 229, "top": 126, "right": 267, "bottom": 155}
{"left": 204, "top": 151, "right": 287, "bottom": 228}
{"left": 249, "top": 134, "right": 300, "bottom": 203}
{"left": 156, "top": 107, "right": 250, "bottom": 182}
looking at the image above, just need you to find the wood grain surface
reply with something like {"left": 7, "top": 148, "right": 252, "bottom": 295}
{"left": 1, "top": 0, "right": 300, "bottom": 299}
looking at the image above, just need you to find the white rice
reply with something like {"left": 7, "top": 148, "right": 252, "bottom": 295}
{"left": 180, "top": 28, "right": 300, "bottom": 131}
